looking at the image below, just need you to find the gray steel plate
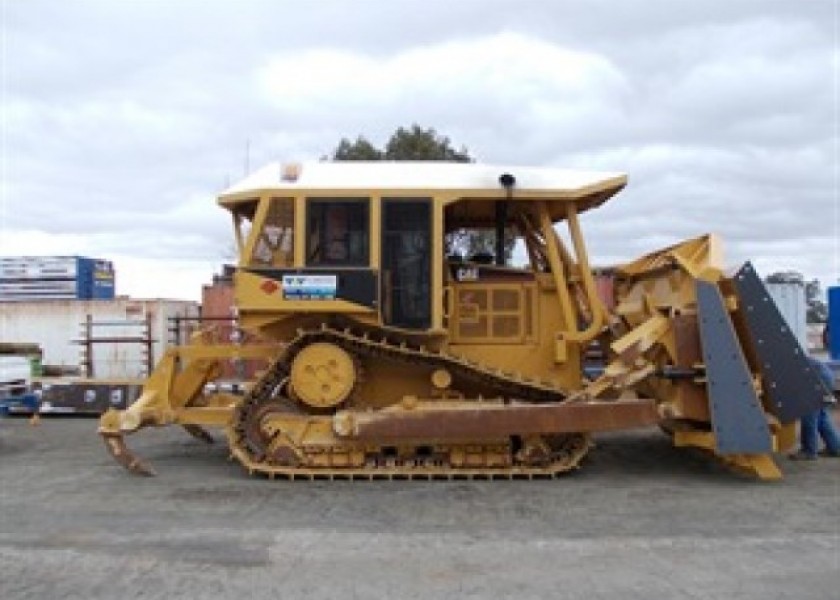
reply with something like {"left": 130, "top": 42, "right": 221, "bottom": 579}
{"left": 696, "top": 279, "right": 772, "bottom": 454}
{"left": 731, "top": 262, "right": 824, "bottom": 422}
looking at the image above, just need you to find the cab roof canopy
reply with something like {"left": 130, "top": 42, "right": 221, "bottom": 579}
{"left": 218, "top": 161, "right": 627, "bottom": 221}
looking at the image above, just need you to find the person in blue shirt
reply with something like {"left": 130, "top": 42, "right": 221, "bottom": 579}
{"left": 789, "top": 356, "right": 840, "bottom": 460}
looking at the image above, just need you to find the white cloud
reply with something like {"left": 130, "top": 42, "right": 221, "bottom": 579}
{"left": 256, "top": 32, "right": 627, "bottom": 147}
{"left": 1, "top": 1, "right": 836, "bottom": 302}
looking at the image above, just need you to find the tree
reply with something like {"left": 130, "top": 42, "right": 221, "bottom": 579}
{"left": 383, "top": 125, "right": 472, "bottom": 162}
{"left": 805, "top": 279, "right": 828, "bottom": 323}
{"left": 764, "top": 271, "right": 827, "bottom": 323}
{"left": 765, "top": 271, "right": 804, "bottom": 285}
{"left": 329, "top": 125, "right": 514, "bottom": 261}
{"left": 332, "top": 136, "right": 383, "bottom": 161}
{"left": 330, "top": 125, "right": 471, "bottom": 162}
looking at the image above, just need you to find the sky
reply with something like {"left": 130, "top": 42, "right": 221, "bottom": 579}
{"left": 1, "top": 0, "right": 837, "bottom": 302}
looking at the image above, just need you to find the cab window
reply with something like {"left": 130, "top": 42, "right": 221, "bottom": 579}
{"left": 250, "top": 198, "right": 294, "bottom": 267}
{"left": 307, "top": 199, "right": 369, "bottom": 266}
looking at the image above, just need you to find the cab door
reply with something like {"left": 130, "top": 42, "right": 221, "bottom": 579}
{"left": 381, "top": 199, "right": 432, "bottom": 329}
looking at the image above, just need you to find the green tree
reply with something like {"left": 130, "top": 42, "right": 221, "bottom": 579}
{"left": 383, "top": 125, "right": 472, "bottom": 162}
{"left": 330, "top": 125, "right": 514, "bottom": 261}
{"left": 332, "top": 136, "right": 383, "bottom": 161}
{"left": 805, "top": 279, "right": 829, "bottom": 323}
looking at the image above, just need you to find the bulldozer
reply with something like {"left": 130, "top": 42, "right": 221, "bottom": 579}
{"left": 99, "top": 161, "right": 827, "bottom": 480}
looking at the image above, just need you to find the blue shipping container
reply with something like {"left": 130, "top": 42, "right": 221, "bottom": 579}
{"left": 829, "top": 286, "right": 840, "bottom": 360}
{"left": 73, "top": 257, "right": 115, "bottom": 300}
{"left": 76, "top": 257, "right": 94, "bottom": 299}
{"left": 0, "top": 255, "right": 115, "bottom": 301}
{"left": 91, "top": 259, "right": 116, "bottom": 299}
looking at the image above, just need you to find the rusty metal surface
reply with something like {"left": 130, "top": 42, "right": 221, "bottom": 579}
{"left": 181, "top": 424, "right": 215, "bottom": 444}
{"left": 593, "top": 270, "right": 615, "bottom": 310}
{"left": 101, "top": 434, "right": 155, "bottom": 476}
{"left": 671, "top": 314, "right": 710, "bottom": 421}
{"left": 343, "top": 399, "right": 659, "bottom": 441}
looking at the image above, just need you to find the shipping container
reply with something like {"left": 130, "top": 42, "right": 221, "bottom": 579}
{"left": 91, "top": 259, "right": 116, "bottom": 299}
{"left": 0, "top": 279, "right": 79, "bottom": 298}
{"left": 0, "top": 298, "right": 199, "bottom": 378}
{"left": 0, "top": 256, "right": 115, "bottom": 301}
{"left": 829, "top": 286, "right": 840, "bottom": 360}
{"left": 0, "top": 256, "right": 79, "bottom": 280}
{"left": 766, "top": 282, "right": 807, "bottom": 350}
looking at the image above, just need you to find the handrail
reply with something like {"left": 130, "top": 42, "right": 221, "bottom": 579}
{"left": 564, "top": 204, "right": 605, "bottom": 342}
{"left": 537, "top": 202, "right": 577, "bottom": 331}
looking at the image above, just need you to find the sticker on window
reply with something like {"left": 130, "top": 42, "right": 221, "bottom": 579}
{"left": 282, "top": 275, "right": 337, "bottom": 300}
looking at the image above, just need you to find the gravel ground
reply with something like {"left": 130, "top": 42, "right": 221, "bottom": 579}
{"left": 1, "top": 417, "right": 838, "bottom": 600}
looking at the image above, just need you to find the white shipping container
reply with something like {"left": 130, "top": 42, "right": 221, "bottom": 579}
{"left": 0, "top": 298, "right": 199, "bottom": 379}
{"left": 0, "top": 256, "right": 80, "bottom": 280}
{"left": 766, "top": 282, "right": 807, "bottom": 350}
{"left": 0, "top": 295, "right": 79, "bottom": 302}
{"left": 0, "top": 280, "right": 79, "bottom": 294}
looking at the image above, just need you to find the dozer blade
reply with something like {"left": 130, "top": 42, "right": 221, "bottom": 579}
{"left": 695, "top": 279, "right": 773, "bottom": 454}
{"left": 730, "top": 262, "right": 825, "bottom": 423}
{"left": 101, "top": 433, "right": 156, "bottom": 477}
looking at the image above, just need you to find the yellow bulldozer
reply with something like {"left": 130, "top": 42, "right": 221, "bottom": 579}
{"left": 99, "top": 161, "right": 826, "bottom": 480}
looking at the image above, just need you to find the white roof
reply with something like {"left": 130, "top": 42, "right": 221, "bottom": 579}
{"left": 220, "top": 161, "right": 626, "bottom": 197}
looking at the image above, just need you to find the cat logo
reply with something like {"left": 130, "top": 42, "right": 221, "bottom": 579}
{"left": 456, "top": 267, "right": 479, "bottom": 282}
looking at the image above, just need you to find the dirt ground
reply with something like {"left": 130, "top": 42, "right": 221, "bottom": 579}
{"left": 0, "top": 416, "right": 838, "bottom": 600}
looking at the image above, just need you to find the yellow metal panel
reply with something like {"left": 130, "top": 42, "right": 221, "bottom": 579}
{"left": 369, "top": 196, "right": 381, "bottom": 270}
{"left": 450, "top": 283, "right": 529, "bottom": 344}
{"left": 563, "top": 204, "right": 604, "bottom": 342}
{"left": 673, "top": 430, "right": 715, "bottom": 450}
{"left": 554, "top": 335, "right": 567, "bottom": 364}
{"left": 175, "top": 345, "right": 278, "bottom": 361}
{"left": 293, "top": 195, "right": 305, "bottom": 266}
{"left": 174, "top": 407, "right": 235, "bottom": 427}
{"left": 537, "top": 202, "right": 576, "bottom": 331}
{"left": 774, "top": 422, "right": 798, "bottom": 453}
{"left": 726, "top": 454, "right": 782, "bottom": 480}
{"left": 242, "top": 196, "right": 270, "bottom": 266}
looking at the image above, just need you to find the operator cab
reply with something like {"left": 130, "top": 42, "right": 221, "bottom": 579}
{"left": 218, "top": 161, "right": 626, "bottom": 337}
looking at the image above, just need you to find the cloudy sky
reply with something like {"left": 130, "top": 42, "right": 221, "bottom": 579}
{"left": 1, "top": 0, "right": 837, "bottom": 301}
